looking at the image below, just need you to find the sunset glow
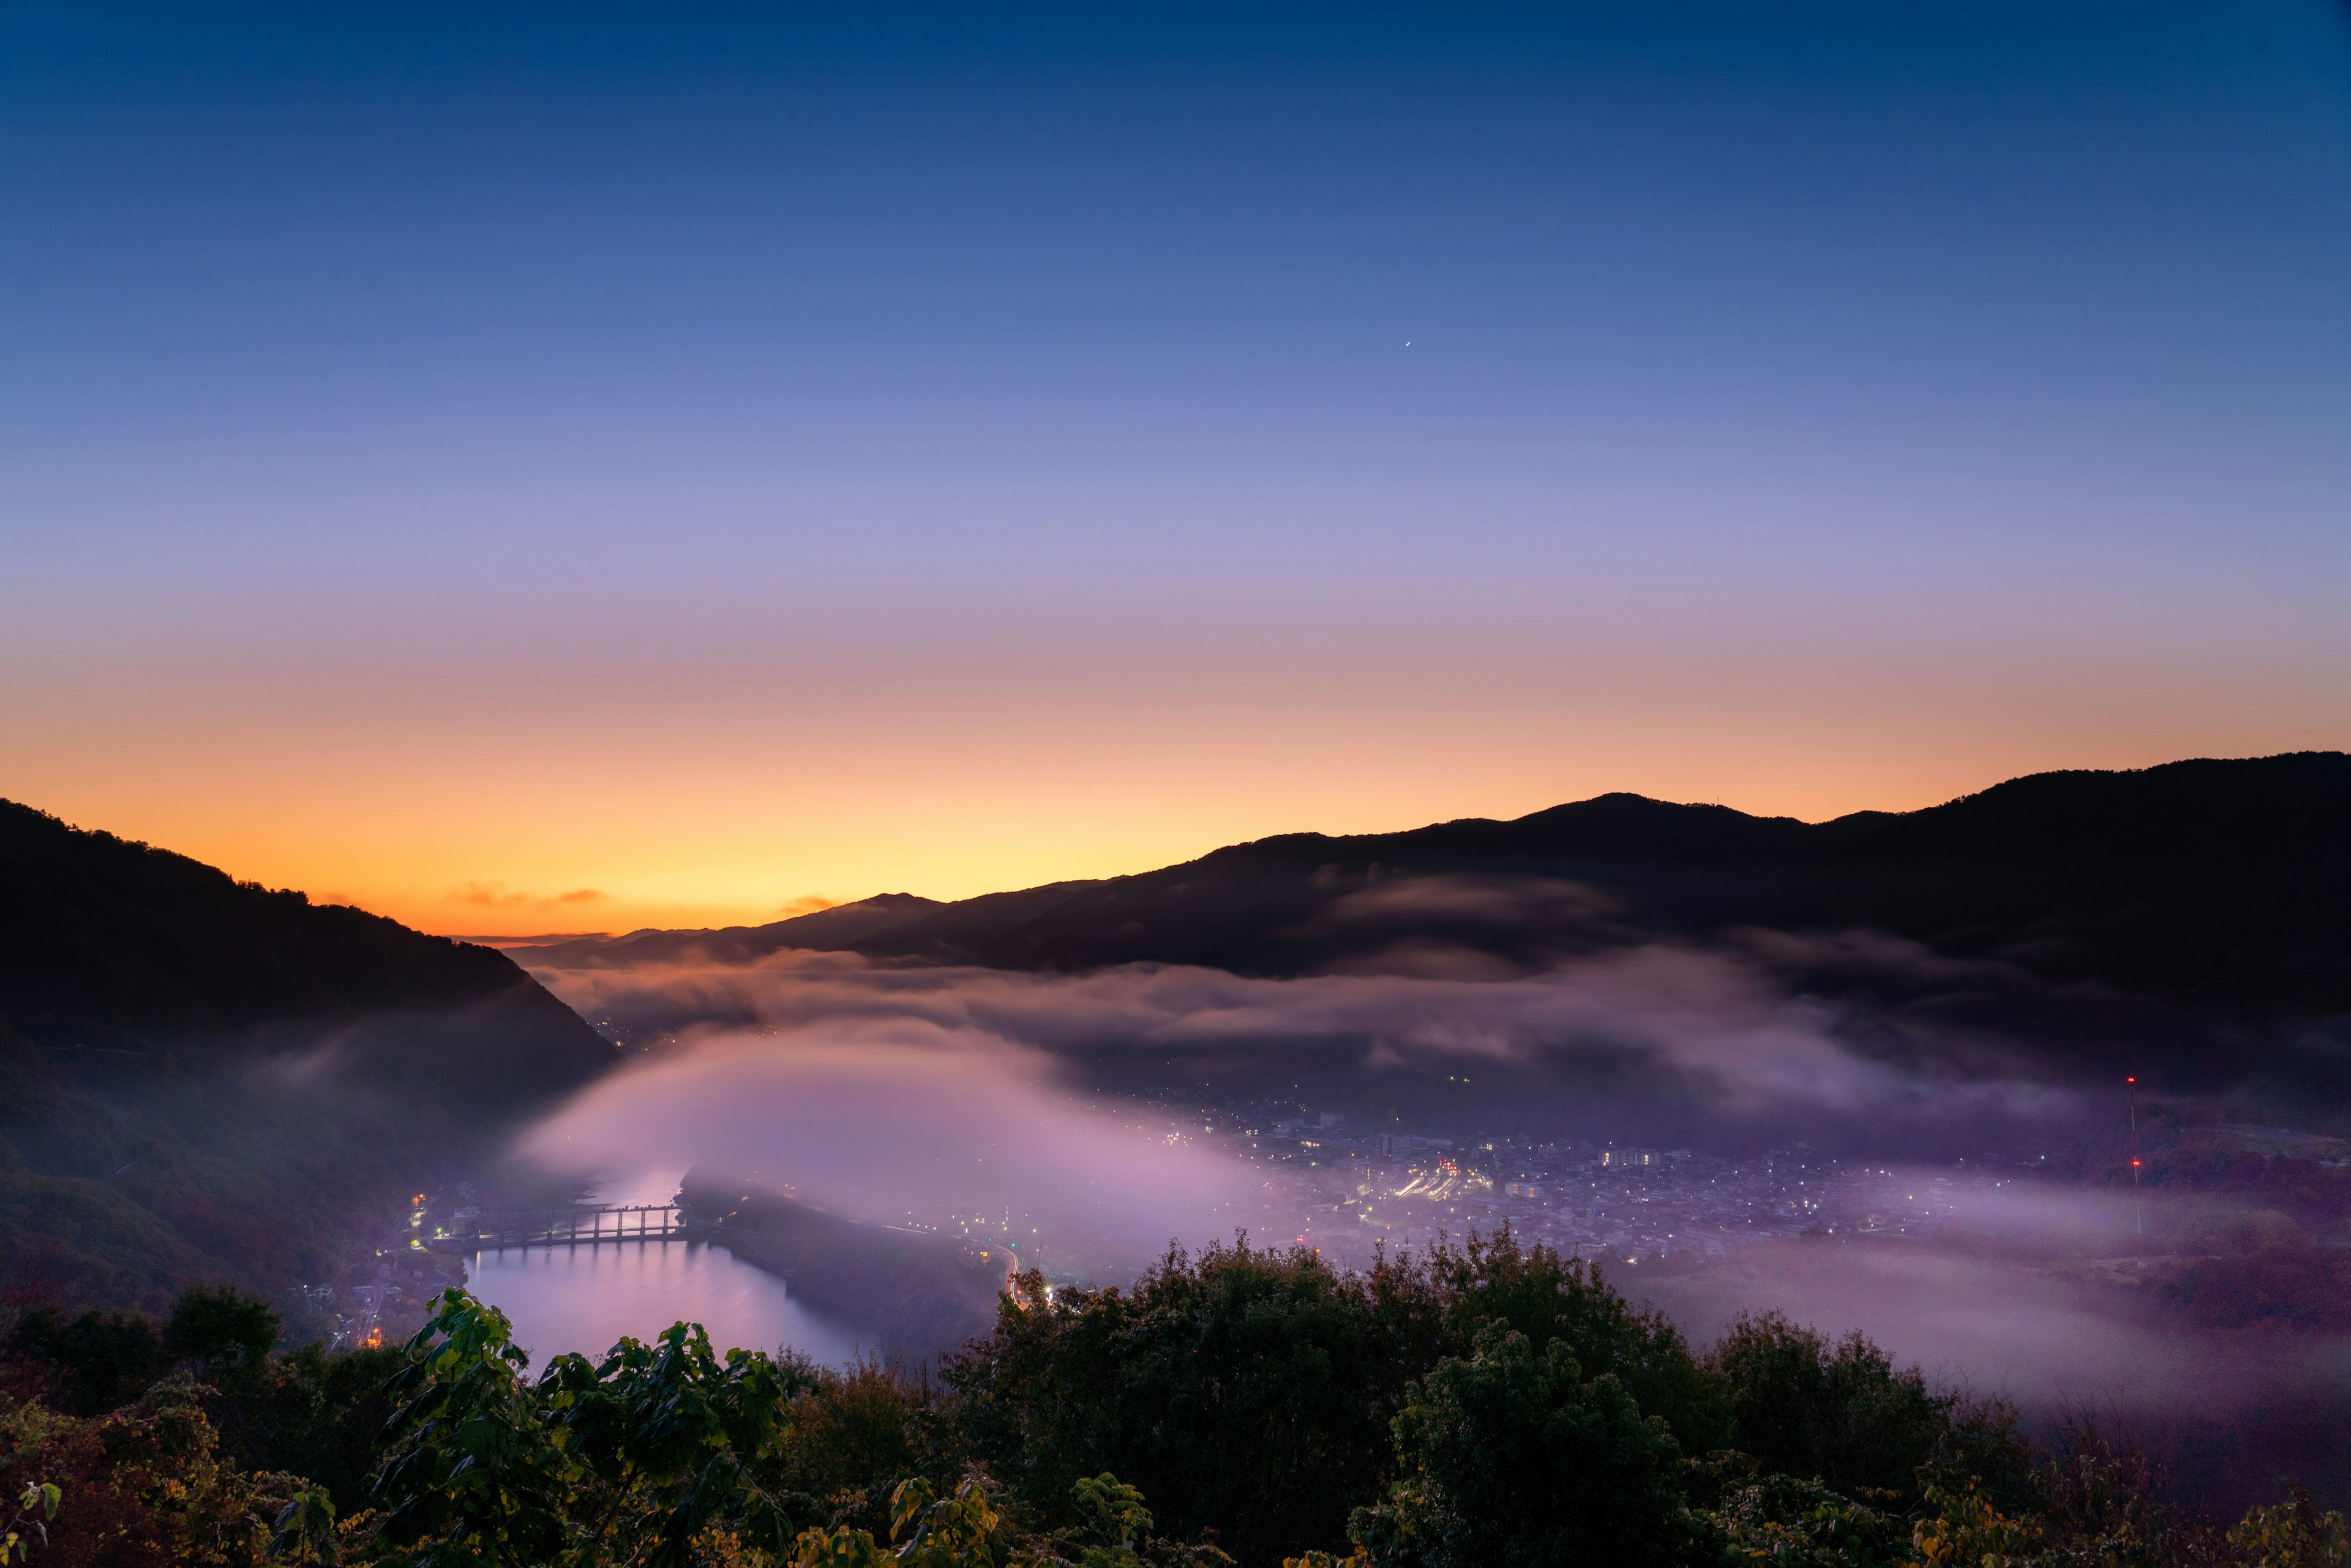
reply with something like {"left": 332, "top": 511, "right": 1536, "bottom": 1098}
{"left": 7, "top": 4, "right": 2346, "bottom": 935}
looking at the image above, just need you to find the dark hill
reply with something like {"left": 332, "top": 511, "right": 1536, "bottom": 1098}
{"left": 678, "top": 1168, "right": 1004, "bottom": 1367}
{"left": 0, "top": 800, "right": 620, "bottom": 1318}
{"left": 842, "top": 755, "right": 2351, "bottom": 1026}
{"left": 514, "top": 754, "right": 2351, "bottom": 1099}
{"left": 886, "top": 793, "right": 1864, "bottom": 976}
{"left": 1784, "top": 754, "right": 2351, "bottom": 1007}
{"left": 0, "top": 800, "right": 617, "bottom": 1107}
{"left": 849, "top": 879, "right": 1106, "bottom": 964}
{"left": 520, "top": 892, "right": 943, "bottom": 969}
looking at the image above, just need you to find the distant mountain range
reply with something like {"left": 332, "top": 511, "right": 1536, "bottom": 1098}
{"left": 523, "top": 891, "right": 954, "bottom": 969}
{"left": 530, "top": 753, "right": 2351, "bottom": 1043}
{"left": 8, "top": 751, "right": 2347, "bottom": 1311}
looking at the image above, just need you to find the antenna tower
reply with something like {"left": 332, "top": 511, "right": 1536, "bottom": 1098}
{"left": 2126, "top": 1076, "right": 2145, "bottom": 1261}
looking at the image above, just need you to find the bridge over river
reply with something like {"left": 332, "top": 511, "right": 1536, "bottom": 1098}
{"left": 428, "top": 1202, "right": 697, "bottom": 1255}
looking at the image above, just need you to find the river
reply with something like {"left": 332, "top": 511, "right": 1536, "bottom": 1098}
{"left": 459, "top": 1170, "right": 866, "bottom": 1368}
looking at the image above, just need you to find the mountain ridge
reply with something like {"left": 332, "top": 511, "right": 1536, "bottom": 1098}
{"left": 0, "top": 798, "right": 623, "bottom": 1316}
{"left": 528, "top": 754, "right": 2351, "bottom": 1082}
{"left": 0, "top": 798, "right": 618, "bottom": 1104}
{"left": 518, "top": 892, "right": 946, "bottom": 969}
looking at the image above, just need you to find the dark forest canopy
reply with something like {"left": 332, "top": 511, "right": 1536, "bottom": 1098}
{"left": 1, "top": 1235, "right": 2340, "bottom": 1568}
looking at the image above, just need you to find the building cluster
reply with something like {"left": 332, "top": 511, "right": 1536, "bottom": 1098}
{"left": 1217, "top": 1109, "right": 2027, "bottom": 1275}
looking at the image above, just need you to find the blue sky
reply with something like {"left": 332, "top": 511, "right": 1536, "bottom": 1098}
{"left": 4, "top": 3, "right": 2348, "bottom": 927}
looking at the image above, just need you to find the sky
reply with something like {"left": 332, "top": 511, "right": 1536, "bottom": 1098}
{"left": 5, "top": 2, "right": 2349, "bottom": 935}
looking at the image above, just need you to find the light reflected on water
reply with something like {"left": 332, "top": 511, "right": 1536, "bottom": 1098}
{"left": 466, "top": 1239, "right": 863, "bottom": 1367}
{"left": 462, "top": 1169, "right": 864, "bottom": 1368}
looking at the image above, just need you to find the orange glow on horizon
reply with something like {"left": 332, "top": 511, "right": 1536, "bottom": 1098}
{"left": 6, "top": 622, "right": 2338, "bottom": 936}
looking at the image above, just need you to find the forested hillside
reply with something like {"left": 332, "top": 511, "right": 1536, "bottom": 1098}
{"left": 537, "top": 754, "right": 2351, "bottom": 1096}
{"left": 0, "top": 801, "right": 618, "bottom": 1316}
{"left": 860, "top": 754, "right": 2351, "bottom": 1018}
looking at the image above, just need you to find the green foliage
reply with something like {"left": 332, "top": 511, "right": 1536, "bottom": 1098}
{"left": 10, "top": 1272, "right": 2345, "bottom": 1568}
{"left": 2229, "top": 1489, "right": 2351, "bottom": 1568}
{"left": 890, "top": 1476, "right": 1006, "bottom": 1567}
{"left": 1409, "top": 1232, "right": 1729, "bottom": 1456}
{"left": 370, "top": 1289, "right": 576, "bottom": 1568}
{"left": 270, "top": 1485, "right": 342, "bottom": 1566}
{"left": 367, "top": 1286, "right": 829, "bottom": 1568}
{"left": 1711, "top": 1474, "right": 1907, "bottom": 1568}
{"left": 2027, "top": 1428, "right": 2223, "bottom": 1568}
{"left": 214, "top": 1341, "right": 409, "bottom": 1514}
{"left": 167, "top": 1285, "right": 282, "bottom": 1370}
{"left": 4, "top": 1305, "right": 165, "bottom": 1416}
{"left": 1706, "top": 1313, "right": 1957, "bottom": 1504}
{"left": 787, "top": 1477, "right": 1010, "bottom": 1568}
{"left": 945, "top": 1239, "right": 1401, "bottom": 1565}
{"left": 0, "top": 1375, "right": 312, "bottom": 1566}
{"left": 536, "top": 1316, "right": 803, "bottom": 1567}
{"left": 947, "top": 1230, "right": 1721, "bottom": 1567}
{"left": 774, "top": 1355, "right": 934, "bottom": 1509}
{"left": 1347, "top": 1321, "right": 1706, "bottom": 1568}
{"left": 1910, "top": 1481, "right": 2049, "bottom": 1568}
{"left": 2, "top": 1480, "right": 61, "bottom": 1564}
{"left": 1071, "top": 1472, "right": 1152, "bottom": 1568}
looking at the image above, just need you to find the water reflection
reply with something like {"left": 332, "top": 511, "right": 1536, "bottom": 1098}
{"left": 462, "top": 1170, "right": 864, "bottom": 1368}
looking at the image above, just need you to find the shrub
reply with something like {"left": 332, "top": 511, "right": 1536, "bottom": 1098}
{"left": 1348, "top": 1322, "right": 1706, "bottom": 1568}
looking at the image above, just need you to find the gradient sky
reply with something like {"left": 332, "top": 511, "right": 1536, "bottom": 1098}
{"left": 6, "top": 3, "right": 2349, "bottom": 934}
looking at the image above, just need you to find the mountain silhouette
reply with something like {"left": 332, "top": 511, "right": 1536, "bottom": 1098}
{"left": 552, "top": 754, "right": 2349, "bottom": 1021}
{"left": 0, "top": 800, "right": 618, "bottom": 1106}
{"left": 0, "top": 800, "right": 621, "bottom": 1313}
{"left": 519, "top": 892, "right": 945, "bottom": 969}
{"left": 850, "top": 753, "right": 2351, "bottom": 1019}
{"left": 529, "top": 753, "right": 2351, "bottom": 1093}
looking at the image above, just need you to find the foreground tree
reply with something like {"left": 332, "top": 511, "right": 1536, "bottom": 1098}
{"left": 2227, "top": 1488, "right": 2349, "bottom": 1568}
{"left": 1347, "top": 1322, "right": 1706, "bottom": 1568}
{"left": 0, "top": 1377, "right": 313, "bottom": 1567}
{"left": 369, "top": 1288, "right": 811, "bottom": 1568}
{"left": 946, "top": 1231, "right": 1724, "bottom": 1566}
{"left": 1406, "top": 1232, "right": 1727, "bottom": 1457}
{"left": 1706, "top": 1471, "right": 1908, "bottom": 1568}
{"left": 1707, "top": 1313, "right": 1993, "bottom": 1505}
{"left": 947, "top": 1240, "right": 1398, "bottom": 1564}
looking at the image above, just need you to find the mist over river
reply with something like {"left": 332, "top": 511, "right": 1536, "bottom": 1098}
{"left": 459, "top": 1171, "right": 864, "bottom": 1368}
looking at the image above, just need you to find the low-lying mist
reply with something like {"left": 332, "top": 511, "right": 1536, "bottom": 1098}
{"left": 1637, "top": 1185, "right": 2351, "bottom": 1512}
{"left": 518, "top": 941, "right": 2351, "bottom": 1506}
{"left": 519, "top": 1018, "right": 1258, "bottom": 1270}
{"left": 531, "top": 939, "right": 2117, "bottom": 1150}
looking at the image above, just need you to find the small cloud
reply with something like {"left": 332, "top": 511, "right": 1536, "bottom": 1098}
{"left": 452, "top": 881, "right": 607, "bottom": 910}
{"left": 777, "top": 895, "right": 838, "bottom": 917}
{"left": 1313, "top": 874, "right": 1621, "bottom": 931}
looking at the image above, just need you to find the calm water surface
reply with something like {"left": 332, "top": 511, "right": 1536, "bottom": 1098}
{"left": 461, "top": 1171, "right": 864, "bottom": 1367}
